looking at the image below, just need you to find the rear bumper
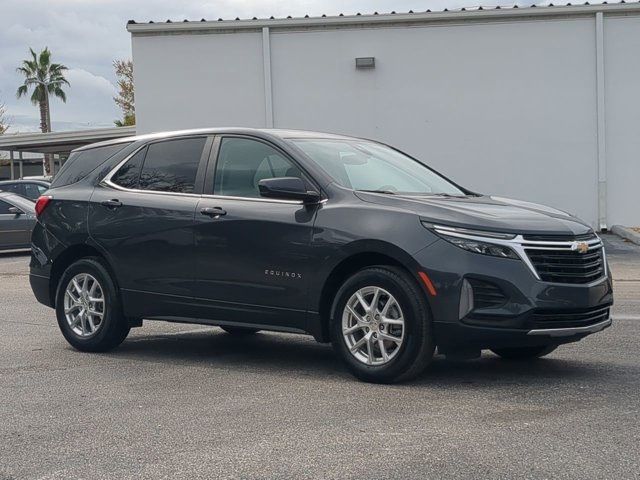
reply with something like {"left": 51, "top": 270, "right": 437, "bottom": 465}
{"left": 30, "top": 273, "right": 52, "bottom": 308}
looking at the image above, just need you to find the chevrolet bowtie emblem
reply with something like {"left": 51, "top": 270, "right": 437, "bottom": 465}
{"left": 571, "top": 241, "right": 589, "bottom": 254}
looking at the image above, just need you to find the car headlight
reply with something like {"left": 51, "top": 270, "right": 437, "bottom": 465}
{"left": 422, "top": 222, "right": 520, "bottom": 260}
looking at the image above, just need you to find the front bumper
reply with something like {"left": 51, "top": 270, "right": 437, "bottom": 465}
{"left": 414, "top": 239, "right": 614, "bottom": 350}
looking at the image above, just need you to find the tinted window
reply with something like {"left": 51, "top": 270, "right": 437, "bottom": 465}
{"left": 24, "top": 183, "right": 47, "bottom": 200}
{"left": 138, "top": 138, "right": 205, "bottom": 193}
{"left": 0, "top": 183, "right": 24, "bottom": 196}
{"left": 214, "top": 138, "right": 302, "bottom": 198}
{"left": 51, "top": 143, "right": 131, "bottom": 188}
{"left": 0, "top": 200, "right": 12, "bottom": 214}
{"left": 111, "top": 148, "right": 146, "bottom": 189}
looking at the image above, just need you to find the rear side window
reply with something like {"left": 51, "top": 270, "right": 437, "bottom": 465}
{"left": 51, "top": 143, "right": 131, "bottom": 188}
{"left": 24, "top": 183, "right": 47, "bottom": 200}
{"left": 137, "top": 137, "right": 206, "bottom": 193}
{"left": 111, "top": 148, "right": 146, "bottom": 190}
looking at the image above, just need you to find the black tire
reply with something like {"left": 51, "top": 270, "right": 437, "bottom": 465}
{"left": 220, "top": 326, "right": 260, "bottom": 335}
{"left": 55, "top": 257, "right": 130, "bottom": 352}
{"left": 330, "top": 266, "right": 435, "bottom": 383}
{"left": 491, "top": 345, "right": 557, "bottom": 360}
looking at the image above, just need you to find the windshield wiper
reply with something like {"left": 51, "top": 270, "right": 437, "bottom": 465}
{"left": 423, "top": 193, "right": 467, "bottom": 198}
{"left": 357, "top": 189, "right": 396, "bottom": 195}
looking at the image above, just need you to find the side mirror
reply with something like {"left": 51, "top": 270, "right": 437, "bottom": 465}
{"left": 258, "top": 177, "right": 321, "bottom": 203}
{"left": 8, "top": 206, "right": 23, "bottom": 216}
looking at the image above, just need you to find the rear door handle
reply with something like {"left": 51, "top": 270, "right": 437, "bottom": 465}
{"left": 100, "top": 199, "right": 123, "bottom": 209}
{"left": 200, "top": 207, "right": 227, "bottom": 218}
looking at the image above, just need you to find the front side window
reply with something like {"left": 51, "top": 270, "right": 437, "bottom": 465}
{"left": 290, "top": 138, "right": 465, "bottom": 196}
{"left": 0, "top": 200, "right": 12, "bottom": 214}
{"left": 214, "top": 138, "right": 303, "bottom": 198}
{"left": 135, "top": 137, "right": 206, "bottom": 193}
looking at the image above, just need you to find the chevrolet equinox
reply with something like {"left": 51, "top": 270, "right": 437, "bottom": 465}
{"left": 30, "top": 128, "right": 613, "bottom": 383}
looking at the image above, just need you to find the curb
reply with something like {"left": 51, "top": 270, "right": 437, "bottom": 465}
{"left": 611, "top": 225, "right": 640, "bottom": 246}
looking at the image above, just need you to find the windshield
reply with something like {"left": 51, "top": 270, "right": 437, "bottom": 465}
{"left": 289, "top": 138, "right": 465, "bottom": 195}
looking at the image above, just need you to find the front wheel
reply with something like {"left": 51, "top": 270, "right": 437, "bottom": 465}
{"left": 491, "top": 345, "right": 557, "bottom": 360}
{"left": 55, "top": 257, "right": 130, "bottom": 352}
{"left": 331, "top": 266, "right": 435, "bottom": 383}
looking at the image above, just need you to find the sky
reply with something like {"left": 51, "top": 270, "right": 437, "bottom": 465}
{"left": 0, "top": 0, "right": 605, "bottom": 133}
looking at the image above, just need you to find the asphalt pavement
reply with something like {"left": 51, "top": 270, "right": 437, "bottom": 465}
{"left": 0, "top": 234, "right": 638, "bottom": 479}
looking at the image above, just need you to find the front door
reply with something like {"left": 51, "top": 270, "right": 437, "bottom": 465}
{"left": 0, "top": 199, "right": 33, "bottom": 248}
{"left": 193, "top": 136, "right": 318, "bottom": 331}
{"left": 89, "top": 136, "right": 211, "bottom": 319}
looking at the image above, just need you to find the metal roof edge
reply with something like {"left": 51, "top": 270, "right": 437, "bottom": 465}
{"left": 0, "top": 126, "right": 137, "bottom": 150}
{"left": 126, "top": 2, "right": 640, "bottom": 35}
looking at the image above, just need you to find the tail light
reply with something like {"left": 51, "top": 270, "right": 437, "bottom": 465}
{"left": 35, "top": 195, "right": 53, "bottom": 218}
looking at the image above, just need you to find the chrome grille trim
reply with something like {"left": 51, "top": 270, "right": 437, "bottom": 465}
{"left": 432, "top": 225, "right": 606, "bottom": 284}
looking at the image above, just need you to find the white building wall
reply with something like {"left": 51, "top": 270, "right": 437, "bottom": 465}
{"left": 131, "top": 10, "right": 640, "bottom": 228}
{"left": 604, "top": 16, "right": 640, "bottom": 227}
{"left": 132, "top": 32, "right": 266, "bottom": 130}
{"left": 270, "top": 19, "right": 599, "bottom": 225}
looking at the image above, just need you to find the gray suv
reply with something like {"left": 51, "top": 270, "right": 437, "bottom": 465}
{"left": 29, "top": 128, "right": 613, "bottom": 383}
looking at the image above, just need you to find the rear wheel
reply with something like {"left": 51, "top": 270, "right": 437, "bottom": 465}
{"left": 221, "top": 326, "right": 260, "bottom": 335}
{"left": 491, "top": 345, "right": 557, "bottom": 360}
{"left": 55, "top": 257, "right": 130, "bottom": 352}
{"left": 331, "top": 266, "right": 434, "bottom": 383}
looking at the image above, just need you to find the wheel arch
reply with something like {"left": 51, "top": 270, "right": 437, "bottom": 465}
{"left": 312, "top": 241, "right": 431, "bottom": 343}
{"left": 49, "top": 242, "right": 118, "bottom": 308}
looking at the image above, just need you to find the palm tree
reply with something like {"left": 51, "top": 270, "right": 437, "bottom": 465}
{"left": 16, "top": 47, "right": 69, "bottom": 134}
{"left": 16, "top": 47, "right": 69, "bottom": 174}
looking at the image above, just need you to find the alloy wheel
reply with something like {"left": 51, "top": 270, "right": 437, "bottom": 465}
{"left": 63, "top": 273, "right": 105, "bottom": 338}
{"left": 342, "top": 286, "right": 405, "bottom": 365}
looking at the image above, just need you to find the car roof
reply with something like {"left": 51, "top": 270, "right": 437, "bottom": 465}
{"left": 73, "top": 127, "right": 363, "bottom": 152}
{"left": 0, "top": 179, "right": 50, "bottom": 185}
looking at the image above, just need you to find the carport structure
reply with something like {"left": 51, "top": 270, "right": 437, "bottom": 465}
{"left": 0, "top": 126, "right": 136, "bottom": 179}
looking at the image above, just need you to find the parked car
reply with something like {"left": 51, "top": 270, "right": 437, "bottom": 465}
{"left": 0, "top": 191, "right": 36, "bottom": 250}
{"left": 0, "top": 179, "right": 50, "bottom": 201}
{"left": 29, "top": 128, "right": 613, "bottom": 383}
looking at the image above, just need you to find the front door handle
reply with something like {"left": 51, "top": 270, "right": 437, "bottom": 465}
{"left": 100, "top": 199, "right": 123, "bottom": 209}
{"left": 200, "top": 207, "right": 227, "bottom": 218}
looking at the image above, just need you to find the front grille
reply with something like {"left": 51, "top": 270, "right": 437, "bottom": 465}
{"left": 468, "top": 278, "right": 507, "bottom": 309}
{"left": 522, "top": 233, "right": 595, "bottom": 242}
{"left": 523, "top": 233, "right": 605, "bottom": 284}
{"left": 531, "top": 306, "right": 610, "bottom": 329}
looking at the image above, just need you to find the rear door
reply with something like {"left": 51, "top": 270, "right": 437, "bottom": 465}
{"left": 89, "top": 136, "right": 212, "bottom": 319}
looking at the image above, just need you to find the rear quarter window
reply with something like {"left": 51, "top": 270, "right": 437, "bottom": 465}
{"left": 51, "top": 143, "right": 131, "bottom": 188}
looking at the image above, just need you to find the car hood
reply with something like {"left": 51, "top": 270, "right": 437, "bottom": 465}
{"left": 354, "top": 192, "right": 592, "bottom": 236}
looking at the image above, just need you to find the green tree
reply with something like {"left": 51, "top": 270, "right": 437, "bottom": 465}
{"left": 0, "top": 101, "right": 9, "bottom": 135}
{"left": 16, "top": 47, "right": 69, "bottom": 174}
{"left": 113, "top": 59, "right": 135, "bottom": 126}
{"left": 16, "top": 47, "right": 70, "bottom": 134}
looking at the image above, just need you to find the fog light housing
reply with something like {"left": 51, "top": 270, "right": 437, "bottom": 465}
{"left": 459, "top": 279, "right": 474, "bottom": 319}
